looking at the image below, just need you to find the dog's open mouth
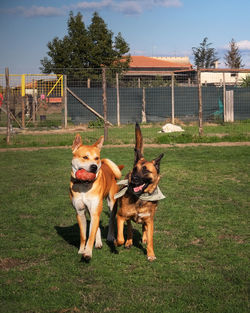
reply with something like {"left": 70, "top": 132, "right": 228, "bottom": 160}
{"left": 75, "top": 168, "right": 96, "bottom": 182}
{"left": 133, "top": 184, "right": 145, "bottom": 193}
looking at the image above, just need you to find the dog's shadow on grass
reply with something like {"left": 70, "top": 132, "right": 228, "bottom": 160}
{"left": 55, "top": 223, "right": 80, "bottom": 250}
{"left": 55, "top": 218, "right": 146, "bottom": 257}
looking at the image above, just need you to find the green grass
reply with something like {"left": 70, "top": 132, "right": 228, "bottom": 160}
{"left": 0, "top": 121, "right": 250, "bottom": 148}
{"left": 0, "top": 145, "right": 249, "bottom": 313}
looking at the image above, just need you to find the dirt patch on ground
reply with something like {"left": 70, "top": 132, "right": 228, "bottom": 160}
{"left": 0, "top": 126, "right": 90, "bottom": 135}
{"left": 0, "top": 258, "right": 24, "bottom": 271}
{"left": 0, "top": 142, "right": 250, "bottom": 152}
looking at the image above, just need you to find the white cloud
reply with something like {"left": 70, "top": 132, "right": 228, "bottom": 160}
{"left": 223, "top": 40, "right": 250, "bottom": 51}
{"left": 112, "top": 0, "right": 182, "bottom": 14}
{"left": 151, "top": 0, "right": 182, "bottom": 8}
{"left": 0, "top": 0, "right": 183, "bottom": 17}
{"left": 112, "top": 1, "right": 143, "bottom": 14}
{"left": 1, "top": 5, "right": 66, "bottom": 17}
{"left": 236, "top": 40, "right": 250, "bottom": 50}
{"left": 23, "top": 6, "right": 66, "bottom": 17}
{"left": 74, "top": 0, "right": 113, "bottom": 11}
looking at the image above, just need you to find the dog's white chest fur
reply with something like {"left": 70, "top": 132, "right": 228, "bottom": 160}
{"left": 72, "top": 189, "right": 99, "bottom": 216}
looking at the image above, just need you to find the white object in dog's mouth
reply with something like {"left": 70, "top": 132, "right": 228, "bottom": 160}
{"left": 133, "top": 184, "right": 145, "bottom": 193}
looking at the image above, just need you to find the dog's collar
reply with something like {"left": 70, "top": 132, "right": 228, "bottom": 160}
{"left": 71, "top": 176, "right": 94, "bottom": 184}
{"left": 114, "top": 179, "right": 165, "bottom": 201}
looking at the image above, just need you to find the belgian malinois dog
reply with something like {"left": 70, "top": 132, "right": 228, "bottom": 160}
{"left": 114, "top": 123, "right": 164, "bottom": 261}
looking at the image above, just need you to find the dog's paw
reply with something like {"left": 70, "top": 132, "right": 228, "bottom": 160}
{"left": 83, "top": 247, "right": 92, "bottom": 260}
{"left": 78, "top": 246, "right": 85, "bottom": 254}
{"left": 147, "top": 255, "right": 156, "bottom": 262}
{"left": 125, "top": 239, "right": 133, "bottom": 249}
{"left": 114, "top": 239, "right": 124, "bottom": 247}
{"left": 95, "top": 241, "right": 103, "bottom": 249}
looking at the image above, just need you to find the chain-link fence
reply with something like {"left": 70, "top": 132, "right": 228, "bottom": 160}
{"left": 66, "top": 68, "right": 250, "bottom": 127}
{"left": 1, "top": 68, "right": 250, "bottom": 134}
{"left": 0, "top": 73, "right": 64, "bottom": 129}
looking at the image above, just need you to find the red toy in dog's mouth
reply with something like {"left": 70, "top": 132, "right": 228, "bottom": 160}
{"left": 133, "top": 183, "right": 145, "bottom": 193}
{"left": 75, "top": 169, "right": 96, "bottom": 181}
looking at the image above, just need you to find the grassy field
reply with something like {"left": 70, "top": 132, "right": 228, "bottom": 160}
{"left": 0, "top": 120, "right": 250, "bottom": 148}
{"left": 0, "top": 144, "right": 249, "bottom": 313}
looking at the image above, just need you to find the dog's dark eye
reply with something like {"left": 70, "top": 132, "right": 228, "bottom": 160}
{"left": 95, "top": 157, "right": 99, "bottom": 161}
{"left": 83, "top": 156, "right": 89, "bottom": 160}
{"left": 142, "top": 166, "right": 151, "bottom": 173}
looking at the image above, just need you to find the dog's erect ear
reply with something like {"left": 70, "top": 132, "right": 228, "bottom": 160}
{"left": 94, "top": 136, "right": 104, "bottom": 150}
{"left": 72, "top": 134, "right": 82, "bottom": 153}
{"left": 134, "top": 148, "right": 143, "bottom": 165}
{"left": 153, "top": 153, "right": 164, "bottom": 173}
{"left": 134, "top": 123, "right": 143, "bottom": 164}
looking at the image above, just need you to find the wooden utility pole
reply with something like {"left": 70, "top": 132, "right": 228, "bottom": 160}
{"left": 223, "top": 72, "right": 226, "bottom": 122}
{"left": 171, "top": 73, "right": 175, "bottom": 124}
{"left": 142, "top": 87, "right": 146, "bottom": 123}
{"left": 116, "top": 72, "right": 120, "bottom": 126}
{"left": 5, "top": 68, "right": 11, "bottom": 144}
{"left": 102, "top": 67, "right": 108, "bottom": 140}
{"left": 197, "top": 69, "right": 203, "bottom": 136}
{"left": 63, "top": 75, "right": 68, "bottom": 128}
{"left": 21, "top": 74, "right": 25, "bottom": 128}
{"left": 87, "top": 78, "right": 91, "bottom": 88}
{"left": 32, "top": 79, "right": 36, "bottom": 122}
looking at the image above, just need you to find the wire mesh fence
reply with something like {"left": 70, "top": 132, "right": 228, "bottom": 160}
{"left": 0, "top": 73, "right": 63, "bottom": 128}
{"left": 1, "top": 68, "right": 250, "bottom": 136}
{"left": 66, "top": 68, "right": 250, "bottom": 126}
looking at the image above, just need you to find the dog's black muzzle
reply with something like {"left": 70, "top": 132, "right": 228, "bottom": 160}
{"left": 129, "top": 173, "right": 151, "bottom": 196}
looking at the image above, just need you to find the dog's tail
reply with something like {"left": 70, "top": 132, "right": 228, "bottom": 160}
{"left": 102, "top": 159, "right": 124, "bottom": 179}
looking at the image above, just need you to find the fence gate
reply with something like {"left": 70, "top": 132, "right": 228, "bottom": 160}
{"left": 224, "top": 90, "right": 234, "bottom": 122}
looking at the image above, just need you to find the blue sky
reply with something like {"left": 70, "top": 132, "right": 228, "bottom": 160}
{"left": 0, "top": 0, "right": 250, "bottom": 73}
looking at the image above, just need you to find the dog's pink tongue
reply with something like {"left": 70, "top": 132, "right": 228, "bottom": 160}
{"left": 133, "top": 184, "right": 145, "bottom": 193}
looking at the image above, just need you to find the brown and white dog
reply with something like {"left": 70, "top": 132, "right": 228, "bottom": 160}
{"left": 70, "top": 134, "right": 123, "bottom": 260}
{"left": 114, "top": 124, "right": 164, "bottom": 261}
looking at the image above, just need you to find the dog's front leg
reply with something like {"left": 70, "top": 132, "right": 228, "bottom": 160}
{"left": 114, "top": 214, "right": 126, "bottom": 246}
{"left": 125, "top": 220, "right": 133, "bottom": 248}
{"left": 84, "top": 203, "right": 102, "bottom": 260}
{"left": 145, "top": 219, "right": 156, "bottom": 261}
{"left": 77, "top": 213, "right": 87, "bottom": 254}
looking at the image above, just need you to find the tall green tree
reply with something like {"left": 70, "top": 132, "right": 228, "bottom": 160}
{"left": 88, "top": 12, "right": 114, "bottom": 68}
{"left": 241, "top": 75, "right": 250, "bottom": 87}
{"left": 192, "top": 37, "right": 219, "bottom": 68}
{"left": 40, "top": 11, "right": 130, "bottom": 75}
{"left": 224, "top": 39, "right": 244, "bottom": 68}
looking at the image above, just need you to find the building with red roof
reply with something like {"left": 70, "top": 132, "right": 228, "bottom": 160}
{"left": 124, "top": 55, "right": 192, "bottom": 78}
